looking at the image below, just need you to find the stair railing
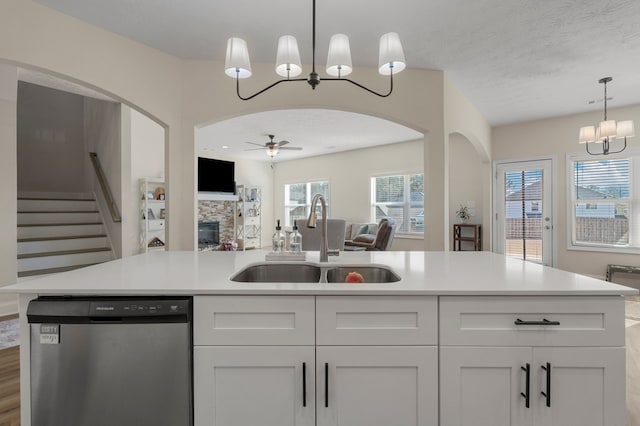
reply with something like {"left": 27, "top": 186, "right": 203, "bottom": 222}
{"left": 89, "top": 152, "right": 122, "bottom": 223}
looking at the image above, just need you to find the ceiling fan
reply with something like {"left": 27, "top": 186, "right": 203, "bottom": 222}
{"left": 245, "top": 134, "right": 303, "bottom": 158}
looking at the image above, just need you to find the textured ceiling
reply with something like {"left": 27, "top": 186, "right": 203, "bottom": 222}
{"left": 33, "top": 0, "right": 640, "bottom": 126}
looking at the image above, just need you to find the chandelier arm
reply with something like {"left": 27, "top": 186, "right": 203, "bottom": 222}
{"left": 585, "top": 142, "right": 600, "bottom": 156}
{"left": 322, "top": 71, "right": 394, "bottom": 98}
{"left": 236, "top": 76, "right": 307, "bottom": 101}
{"left": 607, "top": 138, "right": 627, "bottom": 155}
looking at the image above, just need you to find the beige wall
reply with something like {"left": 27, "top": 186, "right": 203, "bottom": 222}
{"left": 493, "top": 104, "right": 640, "bottom": 277}
{"left": 0, "top": 64, "right": 17, "bottom": 313}
{"left": 273, "top": 140, "right": 425, "bottom": 251}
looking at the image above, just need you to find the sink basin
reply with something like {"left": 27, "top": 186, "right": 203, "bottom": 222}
{"left": 326, "top": 266, "right": 401, "bottom": 283}
{"left": 231, "top": 263, "right": 400, "bottom": 284}
{"left": 231, "top": 263, "right": 322, "bottom": 283}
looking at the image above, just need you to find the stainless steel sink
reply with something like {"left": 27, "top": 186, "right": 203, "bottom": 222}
{"left": 326, "top": 266, "right": 401, "bottom": 283}
{"left": 231, "top": 263, "right": 400, "bottom": 283}
{"left": 231, "top": 263, "right": 322, "bottom": 283}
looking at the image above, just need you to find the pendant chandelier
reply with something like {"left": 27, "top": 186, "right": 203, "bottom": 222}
{"left": 578, "top": 77, "right": 634, "bottom": 156}
{"left": 224, "top": 0, "right": 406, "bottom": 100}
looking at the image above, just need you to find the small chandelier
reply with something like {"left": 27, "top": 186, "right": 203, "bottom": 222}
{"left": 224, "top": 0, "right": 406, "bottom": 101}
{"left": 578, "top": 77, "right": 634, "bottom": 155}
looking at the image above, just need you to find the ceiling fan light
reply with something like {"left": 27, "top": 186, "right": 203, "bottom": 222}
{"left": 578, "top": 126, "right": 596, "bottom": 144}
{"left": 225, "top": 37, "right": 252, "bottom": 78}
{"left": 266, "top": 147, "right": 279, "bottom": 158}
{"left": 378, "top": 32, "right": 406, "bottom": 76}
{"left": 276, "top": 35, "right": 302, "bottom": 77}
{"left": 617, "top": 120, "right": 635, "bottom": 138}
{"left": 598, "top": 120, "right": 617, "bottom": 139}
{"left": 326, "top": 34, "right": 353, "bottom": 77}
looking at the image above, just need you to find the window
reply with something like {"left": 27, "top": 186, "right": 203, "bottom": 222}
{"left": 284, "top": 181, "right": 329, "bottom": 226}
{"left": 372, "top": 173, "right": 424, "bottom": 234}
{"left": 568, "top": 154, "right": 637, "bottom": 251}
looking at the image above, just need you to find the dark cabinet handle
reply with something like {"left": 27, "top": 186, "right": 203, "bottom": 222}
{"left": 324, "top": 362, "right": 329, "bottom": 408}
{"left": 515, "top": 318, "right": 560, "bottom": 326}
{"left": 520, "top": 363, "right": 530, "bottom": 408}
{"left": 302, "top": 362, "right": 307, "bottom": 407}
{"left": 541, "top": 362, "right": 551, "bottom": 407}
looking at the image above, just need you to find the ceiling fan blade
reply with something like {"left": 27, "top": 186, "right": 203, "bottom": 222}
{"left": 277, "top": 140, "right": 290, "bottom": 147}
{"left": 279, "top": 147, "right": 303, "bottom": 150}
{"left": 244, "top": 147, "right": 266, "bottom": 151}
{"left": 245, "top": 141, "right": 266, "bottom": 147}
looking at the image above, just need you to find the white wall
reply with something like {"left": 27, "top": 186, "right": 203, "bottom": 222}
{"left": 449, "top": 133, "right": 485, "bottom": 250}
{"left": 0, "top": 64, "right": 17, "bottom": 313}
{"left": 17, "top": 82, "right": 88, "bottom": 194}
{"left": 493, "top": 104, "right": 640, "bottom": 277}
{"left": 274, "top": 140, "right": 425, "bottom": 251}
{"left": 124, "top": 107, "right": 165, "bottom": 256}
{"left": 84, "top": 98, "right": 122, "bottom": 257}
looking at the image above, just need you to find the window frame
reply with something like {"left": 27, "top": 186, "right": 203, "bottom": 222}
{"left": 566, "top": 151, "right": 638, "bottom": 254}
{"left": 284, "top": 180, "right": 330, "bottom": 227}
{"left": 370, "top": 172, "right": 424, "bottom": 236}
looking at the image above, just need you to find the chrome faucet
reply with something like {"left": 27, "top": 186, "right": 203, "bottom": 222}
{"left": 307, "top": 193, "right": 329, "bottom": 262}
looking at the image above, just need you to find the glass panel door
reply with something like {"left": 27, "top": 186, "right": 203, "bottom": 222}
{"left": 495, "top": 160, "right": 554, "bottom": 266}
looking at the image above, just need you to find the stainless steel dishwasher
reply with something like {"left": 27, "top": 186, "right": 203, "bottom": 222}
{"left": 27, "top": 296, "right": 192, "bottom": 426}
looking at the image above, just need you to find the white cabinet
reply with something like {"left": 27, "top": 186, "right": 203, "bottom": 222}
{"left": 439, "top": 296, "right": 626, "bottom": 426}
{"left": 440, "top": 347, "right": 625, "bottom": 426}
{"left": 194, "top": 295, "right": 439, "bottom": 426}
{"left": 235, "top": 185, "right": 261, "bottom": 250}
{"left": 139, "top": 177, "right": 166, "bottom": 252}
{"left": 194, "top": 346, "right": 315, "bottom": 426}
{"left": 317, "top": 346, "right": 438, "bottom": 426}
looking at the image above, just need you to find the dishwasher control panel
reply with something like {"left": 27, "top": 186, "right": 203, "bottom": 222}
{"left": 89, "top": 299, "right": 189, "bottom": 317}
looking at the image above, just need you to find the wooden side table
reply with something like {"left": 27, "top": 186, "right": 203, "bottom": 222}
{"left": 453, "top": 224, "right": 482, "bottom": 251}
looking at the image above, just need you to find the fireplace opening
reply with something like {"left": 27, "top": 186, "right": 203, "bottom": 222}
{"left": 198, "top": 221, "right": 220, "bottom": 249}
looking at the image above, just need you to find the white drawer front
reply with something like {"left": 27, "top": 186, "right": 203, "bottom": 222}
{"left": 316, "top": 296, "right": 437, "bottom": 345}
{"left": 194, "top": 296, "right": 315, "bottom": 345}
{"left": 440, "top": 296, "right": 624, "bottom": 347}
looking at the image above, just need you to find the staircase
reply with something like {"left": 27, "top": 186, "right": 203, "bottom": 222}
{"left": 17, "top": 195, "right": 115, "bottom": 277}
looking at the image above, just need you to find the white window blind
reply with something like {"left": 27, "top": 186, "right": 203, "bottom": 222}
{"left": 284, "top": 181, "right": 329, "bottom": 226}
{"left": 372, "top": 173, "right": 424, "bottom": 234}
{"left": 569, "top": 156, "right": 634, "bottom": 249}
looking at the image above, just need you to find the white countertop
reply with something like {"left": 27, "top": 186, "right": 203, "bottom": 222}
{"left": 2, "top": 251, "right": 637, "bottom": 296}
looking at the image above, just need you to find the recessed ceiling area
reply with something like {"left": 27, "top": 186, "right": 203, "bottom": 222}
{"left": 32, "top": 0, "right": 640, "bottom": 126}
{"left": 196, "top": 109, "right": 424, "bottom": 162}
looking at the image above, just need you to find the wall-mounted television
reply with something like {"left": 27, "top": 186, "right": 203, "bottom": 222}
{"left": 198, "top": 157, "right": 235, "bottom": 194}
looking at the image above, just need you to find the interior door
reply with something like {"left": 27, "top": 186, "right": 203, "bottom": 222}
{"left": 494, "top": 160, "right": 554, "bottom": 266}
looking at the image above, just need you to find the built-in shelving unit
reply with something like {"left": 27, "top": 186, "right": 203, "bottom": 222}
{"left": 235, "top": 185, "right": 261, "bottom": 250}
{"left": 140, "top": 177, "right": 166, "bottom": 252}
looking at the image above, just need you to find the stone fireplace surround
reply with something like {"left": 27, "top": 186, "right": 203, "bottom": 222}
{"left": 197, "top": 200, "right": 235, "bottom": 250}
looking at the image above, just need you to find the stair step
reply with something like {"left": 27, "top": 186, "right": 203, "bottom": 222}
{"left": 18, "top": 212, "right": 101, "bottom": 225}
{"left": 18, "top": 222, "right": 102, "bottom": 227}
{"left": 17, "top": 223, "right": 106, "bottom": 240}
{"left": 17, "top": 263, "right": 100, "bottom": 278}
{"left": 17, "top": 247, "right": 111, "bottom": 259}
{"left": 18, "top": 234, "right": 107, "bottom": 243}
{"left": 18, "top": 198, "right": 97, "bottom": 212}
{"left": 18, "top": 235, "right": 109, "bottom": 255}
{"left": 17, "top": 249, "right": 114, "bottom": 273}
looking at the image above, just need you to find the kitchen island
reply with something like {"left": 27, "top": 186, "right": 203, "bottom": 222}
{"left": 4, "top": 250, "right": 637, "bottom": 426}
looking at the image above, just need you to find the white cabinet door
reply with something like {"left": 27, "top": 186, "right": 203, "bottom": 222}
{"left": 194, "top": 346, "right": 315, "bottom": 426}
{"left": 440, "top": 346, "right": 532, "bottom": 426}
{"left": 533, "top": 347, "right": 625, "bottom": 426}
{"left": 316, "top": 346, "right": 438, "bottom": 426}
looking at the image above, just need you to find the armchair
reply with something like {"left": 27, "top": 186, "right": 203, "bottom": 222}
{"left": 345, "top": 217, "right": 397, "bottom": 251}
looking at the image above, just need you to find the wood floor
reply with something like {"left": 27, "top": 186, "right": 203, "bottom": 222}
{"left": 0, "top": 346, "right": 20, "bottom": 425}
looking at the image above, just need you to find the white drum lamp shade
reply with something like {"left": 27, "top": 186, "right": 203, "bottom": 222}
{"left": 326, "top": 34, "right": 353, "bottom": 77}
{"left": 578, "top": 126, "right": 596, "bottom": 144}
{"left": 276, "top": 35, "right": 303, "bottom": 77}
{"left": 598, "top": 120, "right": 617, "bottom": 139}
{"left": 225, "top": 37, "right": 252, "bottom": 78}
{"left": 378, "top": 32, "right": 406, "bottom": 75}
{"left": 617, "top": 120, "right": 635, "bottom": 138}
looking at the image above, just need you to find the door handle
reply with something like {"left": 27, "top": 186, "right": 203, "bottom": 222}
{"left": 521, "top": 363, "right": 530, "bottom": 408}
{"left": 324, "top": 362, "right": 329, "bottom": 408}
{"left": 515, "top": 318, "right": 561, "bottom": 326}
{"left": 302, "top": 362, "right": 307, "bottom": 407}
{"left": 541, "top": 362, "right": 551, "bottom": 407}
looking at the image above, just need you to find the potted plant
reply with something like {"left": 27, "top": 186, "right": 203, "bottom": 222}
{"left": 455, "top": 205, "right": 470, "bottom": 223}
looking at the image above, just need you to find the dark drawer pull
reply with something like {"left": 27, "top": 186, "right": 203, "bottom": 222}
{"left": 520, "top": 363, "right": 530, "bottom": 408}
{"left": 514, "top": 318, "right": 560, "bottom": 326}
{"left": 324, "top": 362, "right": 329, "bottom": 408}
{"left": 302, "top": 362, "right": 307, "bottom": 407}
{"left": 541, "top": 362, "right": 551, "bottom": 407}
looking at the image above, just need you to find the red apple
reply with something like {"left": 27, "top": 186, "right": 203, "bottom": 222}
{"left": 345, "top": 272, "right": 365, "bottom": 283}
